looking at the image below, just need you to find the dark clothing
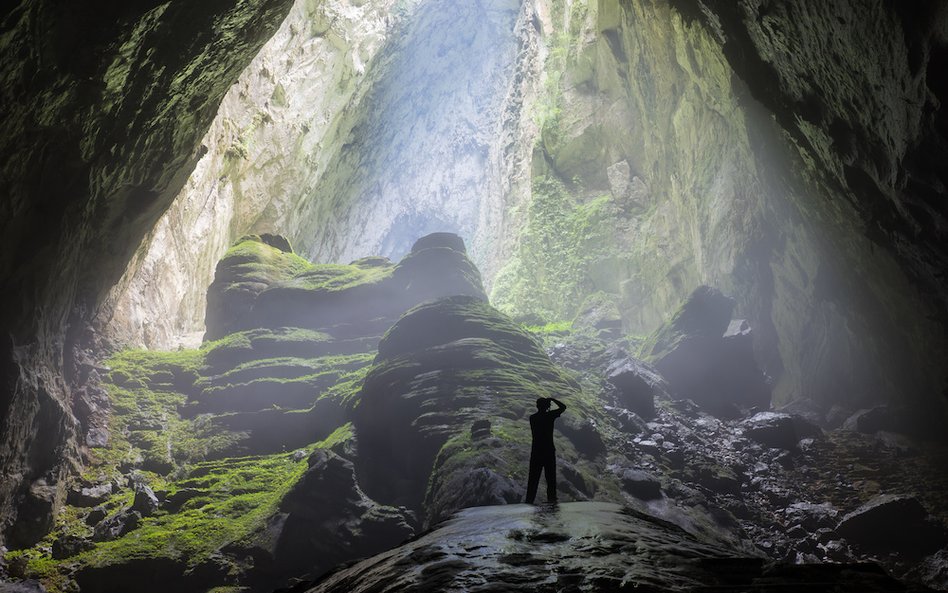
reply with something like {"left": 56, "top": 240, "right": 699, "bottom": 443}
{"left": 525, "top": 408, "right": 564, "bottom": 503}
{"left": 525, "top": 450, "right": 556, "bottom": 504}
{"left": 529, "top": 409, "right": 563, "bottom": 452}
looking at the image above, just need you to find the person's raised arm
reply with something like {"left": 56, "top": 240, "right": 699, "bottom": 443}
{"left": 549, "top": 397, "right": 566, "bottom": 416}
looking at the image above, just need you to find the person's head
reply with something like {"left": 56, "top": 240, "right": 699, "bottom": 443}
{"left": 536, "top": 397, "right": 551, "bottom": 411}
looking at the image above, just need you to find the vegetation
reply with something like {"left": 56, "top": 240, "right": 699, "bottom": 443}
{"left": 492, "top": 177, "right": 622, "bottom": 322}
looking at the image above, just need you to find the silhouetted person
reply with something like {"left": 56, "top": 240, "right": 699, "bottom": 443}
{"left": 525, "top": 396, "right": 566, "bottom": 504}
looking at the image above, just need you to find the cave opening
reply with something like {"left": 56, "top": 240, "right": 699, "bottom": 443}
{"left": 2, "top": 1, "right": 948, "bottom": 592}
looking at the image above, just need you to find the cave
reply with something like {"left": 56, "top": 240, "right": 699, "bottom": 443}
{"left": 2, "top": 0, "right": 947, "bottom": 591}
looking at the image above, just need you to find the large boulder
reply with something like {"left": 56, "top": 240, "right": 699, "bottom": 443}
{"left": 741, "top": 412, "right": 821, "bottom": 450}
{"left": 92, "top": 509, "right": 142, "bottom": 542}
{"left": 605, "top": 356, "right": 668, "bottom": 420}
{"left": 67, "top": 483, "right": 113, "bottom": 508}
{"left": 836, "top": 494, "right": 947, "bottom": 558}
{"left": 296, "top": 502, "right": 918, "bottom": 593}
{"left": 234, "top": 450, "right": 415, "bottom": 587}
{"left": 204, "top": 235, "right": 310, "bottom": 340}
{"left": 354, "top": 295, "right": 594, "bottom": 524}
{"left": 641, "top": 287, "right": 770, "bottom": 414}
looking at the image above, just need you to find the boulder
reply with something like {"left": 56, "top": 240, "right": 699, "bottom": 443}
{"left": 93, "top": 509, "right": 142, "bottom": 542}
{"left": 85, "top": 506, "right": 107, "bottom": 526}
{"left": 606, "top": 356, "right": 667, "bottom": 419}
{"left": 842, "top": 406, "right": 900, "bottom": 434}
{"left": 52, "top": 533, "right": 95, "bottom": 559}
{"left": 7, "top": 479, "right": 59, "bottom": 548}
{"left": 617, "top": 469, "right": 662, "bottom": 500}
{"left": 131, "top": 484, "right": 160, "bottom": 517}
{"left": 782, "top": 501, "right": 839, "bottom": 531}
{"left": 209, "top": 233, "right": 486, "bottom": 340}
{"left": 355, "top": 295, "right": 586, "bottom": 521}
{"left": 604, "top": 405, "right": 647, "bottom": 434}
{"left": 67, "top": 482, "right": 113, "bottom": 507}
{"left": 836, "top": 494, "right": 947, "bottom": 557}
{"left": 204, "top": 235, "right": 310, "bottom": 340}
{"left": 905, "top": 549, "right": 948, "bottom": 592}
{"left": 558, "top": 417, "right": 607, "bottom": 458}
{"left": 297, "top": 502, "right": 917, "bottom": 593}
{"left": 410, "top": 232, "right": 467, "bottom": 253}
{"left": 640, "top": 287, "right": 771, "bottom": 414}
{"left": 233, "top": 450, "right": 415, "bottom": 585}
{"left": 741, "top": 412, "right": 821, "bottom": 449}
{"left": 470, "top": 419, "right": 492, "bottom": 440}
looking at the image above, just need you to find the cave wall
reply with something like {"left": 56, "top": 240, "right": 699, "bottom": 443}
{"left": 98, "top": 0, "right": 402, "bottom": 350}
{"left": 3, "top": 0, "right": 947, "bottom": 550}
{"left": 0, "top": 0, "right": 295, "bottom": 547}
{"left": 289, "top": 0, "right": 531, "bottom": 271}
{"left": 494, "top": 0, "right": 948, "bottom": 420}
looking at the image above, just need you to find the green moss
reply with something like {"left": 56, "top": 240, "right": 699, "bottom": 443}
{"left": 523, "top": 320, "right": 573, "bottom": 335}
{"left": 491, "top": 178, "right": 625, "bottom": 321}
{"left": 285, "top": 262, "right": 393, "bottom": 292}
{"left": 314, "top": 422, "right": 355, "bottom": 449}
{"left": 219, "top": 238, "right": 312, "bottom": 285}
{"left": 80, "top": 451, "right": 310, "bottom": 569}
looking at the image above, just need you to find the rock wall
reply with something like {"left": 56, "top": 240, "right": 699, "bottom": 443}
{"left": 99, "top": 0, "right": 401, "bottom": 349}
{"left": 290, "top": 0, "right": 531, "bottom": 271}
{"left": 494, "top": 0, "right": 948, "bottom": 422}
{"left": 0, "top": 0, "right": 295, "bottom": 547}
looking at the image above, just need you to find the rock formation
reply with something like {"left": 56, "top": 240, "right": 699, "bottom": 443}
{"left": 294, "top": 503, "right": 924, "bottom": 593}
{"left": 0, "top": 0, "right": 296, "bottom": 549}
{"left": 2, "top": 0, "right": 948, "bottom": 591}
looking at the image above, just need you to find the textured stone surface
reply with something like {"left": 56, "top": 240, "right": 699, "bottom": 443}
{"left": 642, "top": 287, "right": 771, "bottom": 415}
{"left": 0, "top": 0, "right": 296, "bottom": 547}
{"left": 101, "top": 0, "right": 402, "bottom": 350}
{"left": 296, "top": 503, "right": 924, "bottom": 593}
{"left": 354, "top": 295, "right": 598, "bottom": 525}
{"left": 493, "top": 0, "right": 948, "bottom": 428}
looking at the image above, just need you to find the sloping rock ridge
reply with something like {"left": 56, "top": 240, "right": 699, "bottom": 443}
{"left": 293, "top": 502, "right": 928, "bottom": 593}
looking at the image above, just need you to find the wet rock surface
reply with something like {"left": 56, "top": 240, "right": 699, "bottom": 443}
{"left": 293, "top": 503, "right": 927, "bottom": 593}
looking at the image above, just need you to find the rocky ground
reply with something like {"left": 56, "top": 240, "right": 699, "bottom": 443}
{"left": 1, "top": 233, "right": 946, "bottom": 593}
{"left": 289, "top": 503, "right": 931, "bottom": 593}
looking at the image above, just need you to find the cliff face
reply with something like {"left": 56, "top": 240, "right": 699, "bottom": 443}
{"left": 100, "top": 0, "right": 402, "bottom": 350}
{"left": 289, "top": 0, "right": 532, "bottom": 272}
{"left": 0, "top": 0, "right": 295, "bottom": 547}
{"left": 494, "top": 0, "right": 948, "bottom": 419}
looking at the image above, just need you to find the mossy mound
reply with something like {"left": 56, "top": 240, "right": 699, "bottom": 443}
{"left": 204, "top": 235, "right": 313, "bottom": 340}
{"left": 205, "top": 232, "right": 486, "bottom": 340}
{"left": 354, "top": 295, "right": 617, "bottom": 525}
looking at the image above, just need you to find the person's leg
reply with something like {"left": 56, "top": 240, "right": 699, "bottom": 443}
{"left": 525, "top": 453, "right": 541, "bottom": 503}
{"left": 544, "top": 454, "right": 557, "bottom": 502}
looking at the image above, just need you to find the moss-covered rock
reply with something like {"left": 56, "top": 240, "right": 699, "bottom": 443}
{"left": 205, "top": 232, "right": 486, "bottom": 340}
{"left": 204, "top": 235, "right": 314, "bottom": 340}
{"left": 354, "top": 295, "right": 615, "bottom": 525}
